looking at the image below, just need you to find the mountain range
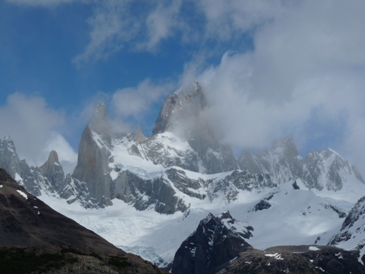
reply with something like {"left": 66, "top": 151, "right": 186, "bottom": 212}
{"left": 1, "top": 82, "right": 365, "bottom": 273}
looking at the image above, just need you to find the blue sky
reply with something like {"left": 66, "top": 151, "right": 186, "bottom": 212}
{"left": 1, "top": 0, "right": 365, "bottom": 175}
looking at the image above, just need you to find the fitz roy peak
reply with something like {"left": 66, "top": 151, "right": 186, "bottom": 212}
{"left": 72, "top": 82, "right": 240, "bottom": 209}
{"left": 2, "top": 83, "right": 363, "bottom": 212}
{"left": 1, "top": 82, "right": 365, "bottom": 270}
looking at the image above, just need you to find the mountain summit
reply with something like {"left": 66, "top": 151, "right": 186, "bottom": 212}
{"left": 152, "top": 82, "right": 206, "bottom": 135}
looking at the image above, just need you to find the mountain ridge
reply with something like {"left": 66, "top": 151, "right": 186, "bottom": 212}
{"left": 0, "top": 83, "right": 365, "bottom": 270}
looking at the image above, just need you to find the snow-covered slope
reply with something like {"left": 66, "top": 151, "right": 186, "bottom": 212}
{"left": 32, "top": 176, "right": 358, "bottom": 268}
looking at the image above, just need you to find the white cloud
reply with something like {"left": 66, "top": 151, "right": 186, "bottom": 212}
{"left": 142, "top": 0, "right": 182, "bottom": 50}
{"left": 73, "top": 0, "right": 184, "bottom": 65}
{"left": 73, "top": 0, "right": 139, "bottom": 65}
{"left": 0, "top": 93, "right": 77, "bottom": 172}
{"left": 112, "top": 79, "right": 172, "bottom": 120}
{"left": 184, "top": 1, "right": 365, "bottom": 175}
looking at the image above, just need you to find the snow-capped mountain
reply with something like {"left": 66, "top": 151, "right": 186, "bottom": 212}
{"left": 238, "top": 137, "right": 364, "bottom": 195}
{"left": 1, "top": 82, "right": 365, "bottom": 271}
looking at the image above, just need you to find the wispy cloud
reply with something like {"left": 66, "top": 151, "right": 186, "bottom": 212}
{"left": 0, "top": 93, "right": 77, "bottom": 173}
{"left": 112, "top": 79, "right": 173, "bottom": 121}
{"left": 73, "top": 0, "right": 184, "bottom": 65}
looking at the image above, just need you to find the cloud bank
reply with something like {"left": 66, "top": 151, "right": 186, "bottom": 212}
{"left": 0, "top": 93, "right": 77, "bottom": 173}
{"left": 5, "top": 0, "right": 365, "bottom": 174}
{"left": 189, "top": 1, "right": 365, "bottom": 172}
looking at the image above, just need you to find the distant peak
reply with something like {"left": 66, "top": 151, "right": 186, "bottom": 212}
{"left": 271, "top": 136, "right": 299, "bottom": 157}
{"left": 89, "top": 101, "right": 110, "bottom": 136}
{"left": 3, "top": 136, "right": 12, "bottom": 141}
{"left": 47, "top": 150, "right": 60, "bottom": 165}
{"left": 133, "top": 125, "right": 146, "bottom": 142}
{"left": 152, "top": 82, "right": 207, "bottom": 135}
{"left": 93, "top": 102, "right": 107, "bottom": 120}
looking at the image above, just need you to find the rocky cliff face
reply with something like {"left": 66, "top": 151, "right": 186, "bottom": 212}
{"left": 112, "top": 170, "right": 188, "bottom": 214}
{"left": 153, "top": 82, "right": 206, "bottom": 135}
{"left": 172, "top": 212, "right": 253, "bottom": 274}
{"left": 39, "top": 150, "right": 66, "bottom": 193}
{"left": 72, "top": 102, "right": 114, "bottom": 206}
{"left": 0, "top": 137, "right": 42, "bottom": 196}
{"left": 152, "top": 82, "right": 237, "bottom": 174}
{"left": 0, "top": 137, "right": 98, "bottom": 208}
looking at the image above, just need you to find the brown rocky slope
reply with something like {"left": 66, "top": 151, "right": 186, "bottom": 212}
{"left": 0, "top": 168, "right": 165, "bottom": 274}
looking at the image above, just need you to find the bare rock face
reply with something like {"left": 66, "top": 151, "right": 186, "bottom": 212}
{"left": 0, "top": 137, "right": 41, "bottom": 196}
{"left": 72, "top": 102, "right": 113, "bottom": 206}
{"left": 112, "top": 170, "right": 188, "bottom": 214}
{"left": 172, "top": 212, "right": 253, "bottom": 274}
{"left": 39, "top": 150, "right": 65, "bottom": 191}
{"left": 153, "top": 82, "right": 207, "bottom": 135}
{"left": 133, "top": 125, "right": 147, "bottom": 142}
{"left": 152, "top": 83, "right": 238, "bottom": 174}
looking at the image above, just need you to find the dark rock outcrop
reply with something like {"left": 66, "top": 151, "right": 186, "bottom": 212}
{"left": 217, "top": 245, "right": 365, "bottom": 274}
{"left": 172, "top": 212, "right": 253, "bottom": 274}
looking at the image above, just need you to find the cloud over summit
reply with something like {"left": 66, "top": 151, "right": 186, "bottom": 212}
{"left": 2, "top": 0, "right": 365, "bottom": 174}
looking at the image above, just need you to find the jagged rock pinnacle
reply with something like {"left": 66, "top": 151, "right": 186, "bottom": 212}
{"left": 47, "top": 150, "right": 60, "bottom": 164}
{"left": 40, "top": 150, "right": 65, "bottom": 184}
{"left": 89, "top": 102, "right": 110, "bottom": 136}
{"left": 134, "top": 125, "right": 146, "bottom": 142}
{"left": 152, "top": 82, "right": 206, "bottom": 135}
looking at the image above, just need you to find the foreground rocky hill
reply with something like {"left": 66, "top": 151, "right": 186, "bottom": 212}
{"left": 218, "top": 245, "right": 365, "bottom": 274}
{"left": 0, "top": 168, "right": 165, "bottom": 274}
{"left": 171, "top": 211, "right": 365, "bottom": 274}
{"left": 172, "top": 212, "right": 253, "bottom": 274}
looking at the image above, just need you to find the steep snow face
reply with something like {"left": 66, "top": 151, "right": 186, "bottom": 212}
{"left": 110, "top": 131, "right": 200, "bottom": 177}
